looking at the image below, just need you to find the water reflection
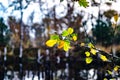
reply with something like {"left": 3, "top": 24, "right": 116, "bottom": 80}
{"left": 0, "top": 47, "right": 120, "bottom": 80}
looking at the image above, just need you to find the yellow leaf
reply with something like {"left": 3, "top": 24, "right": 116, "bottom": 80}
{"left": 58, "top": 40, "right": 64, "bottom": 49}
{"left": 73, "top": 35, "right": 77, "bottom": 41}
{"left": 114, "top": 65, "right": 120, "bottom": 72}
{"left": 100, "top": 54, "right": 108, "bottom": 61}
{"left": 107, "top": 70, "right": 112, "bottom": 75}
{"left": 103, "top": 78, "right": 107, "bottom": 80}
{"left": 86, "top": 57, "right": 93, "bottom": 64}
{"left": 67, "top": 27, "right": 74, "bottom": 34}
{"left": 85, "top": 51, "right": 90, "bottom": 57}
{"left": 46, "top": 39, "right": 57, "bottom": 47}
{"left": 114, "top": 14, "right": 119, "bottom": 22}
{"left": 63, "top": 42, "right": 71, "bottom": 51}
{"left": 80, "top": 42, "right": 85, "bottom": 46}
{"left": 90, "top": 48, "right": 97, "bottom": 55}
{"left": 88, "top": 43, "right": 94, "bottom": 48}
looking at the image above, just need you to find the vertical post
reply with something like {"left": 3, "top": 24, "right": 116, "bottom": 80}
{"left": 19, "top": 0, "right": 23, "bottom": 58}
{"left": 37, "top": 49, "right": 41, "bottom": 80}
{"left": 45, "top": 49, "right": 50, "bottom": 80}
{"left": 19, "top": 0, "right": 23, "bottom": 79}
{"left": 4, "top": 47, "right": 7, "bottom": 79}
{"left": 65, "top": 51, "right": 69, "bottom": 79}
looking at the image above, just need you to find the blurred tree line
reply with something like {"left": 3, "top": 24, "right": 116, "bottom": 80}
{"left": 0, "top": 0, "right": 119, "bottom": 49}
{"left": 0, "top": 0, "right": 120, "bottom": 79}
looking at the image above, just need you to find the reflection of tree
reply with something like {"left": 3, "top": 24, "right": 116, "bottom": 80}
{"left": 0, "top": 18, "right": 10, "bottom": 48}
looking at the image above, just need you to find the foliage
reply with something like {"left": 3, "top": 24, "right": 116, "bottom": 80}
{"left": 46, "top": 28, "right": 111, "bottom": 64}
{"left": 46, "top": 25, "right": 120, "bottom": 79}
{"left": 46, "top": 27, "right": 77, "bottom": 51}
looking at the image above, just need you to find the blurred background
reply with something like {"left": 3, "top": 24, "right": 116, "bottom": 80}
{"left": 0, "top": 0, "right": 120, "bottom": 80}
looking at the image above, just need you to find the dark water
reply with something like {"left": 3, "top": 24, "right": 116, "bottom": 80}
{"left": 0, "top": 48, "right": 120, "bottom": 80}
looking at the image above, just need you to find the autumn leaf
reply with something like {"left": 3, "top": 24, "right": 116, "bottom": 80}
{"left": 58, "top": 40, "right": 71, "bottom": 51}
{"left": 72, "top": 35, "right": 77, "bottom": 41}
{"left": 90, "top": 48, "right": 97, "bottom": 55}
{"left": 114, "top": 14, "right": 119, "bottom": 22}
{"left": 114, "top": 65, "right": 120, "bottom": 72}
{"left": 85, "top": 51, "right": 90, "bottom": 57}
{"left": 67, "top": 27, "right": 74, "bottom": 34}
{"left": 58, "top": 40, "right": 65, "bottom": 49}
{"left": 88, "top": 43, "right": 95, "bottom": 48}
{"left": 86, "top": 57, "right": 93, "bottom": 64}
{"left": 63, "top": 41, "right": 71, "bottom": 51}
{"left": 46, "top": 39, "right": 57, "bottom": 47}
{"left": 100, "top": 54, "right": 108, "bottom": 61}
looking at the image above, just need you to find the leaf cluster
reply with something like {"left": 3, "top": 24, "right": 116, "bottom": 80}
{"left": 46, "top": 27, "right": 77, "bottom": 51}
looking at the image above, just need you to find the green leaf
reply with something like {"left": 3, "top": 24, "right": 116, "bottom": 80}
{"left": 78, "top": 0, "right": 89, "bottom": 8}
{"left": 50, "top": 34, "right": 59, "bottom": 40}
{"left": 62, "top": 30, "right": 69, "bottom": 37}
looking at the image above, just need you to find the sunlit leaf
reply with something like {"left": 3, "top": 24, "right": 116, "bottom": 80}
{"left": 78, "top": 0, "right": 89, "bottom": 8}
{"left": 90, "top": 48, "right": 97, "bottom": 55}
{"left": 114, "top": 14, "right": 119, "bottom": 22}
{"left": 85, "top": 51, "right": 90, "bottom": 57}
{"left": 67, "top": 27, "right": 74, "bottom": 34}
{"left": 107, "top": 70, "right": 112, "bottom": 75}
{"left": 86, "top": 57, "right": 93, "bottom": 64}
{"left": 72, "top": 35, "right": 77, "bottom": 41}
{"left": 114, "top": 65, "right": 120, "bottom": 71}
{"left": 46, "top": 39, "right": 57, "bottom": 47}
{"left": 62, "top": 30, "right": 69, "bottom": 37}
{"left": 63, "top": 41, "right": 71, "bottom": 51}
{"left": 88, "top": 43, "right": 95, "bottom": 48}
{"left": 58, "top": 40, "right": 64, "bottom": 49}
{"left": 103, "top": 78, "right": 108, "bottom": 80}
{"left": 100, "top": 54, "right": 108, "bottom": 61}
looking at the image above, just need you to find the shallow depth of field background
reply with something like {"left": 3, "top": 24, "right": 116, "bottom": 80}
{"left": 0, "top": 0, "right": 120, "bottom": 80}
